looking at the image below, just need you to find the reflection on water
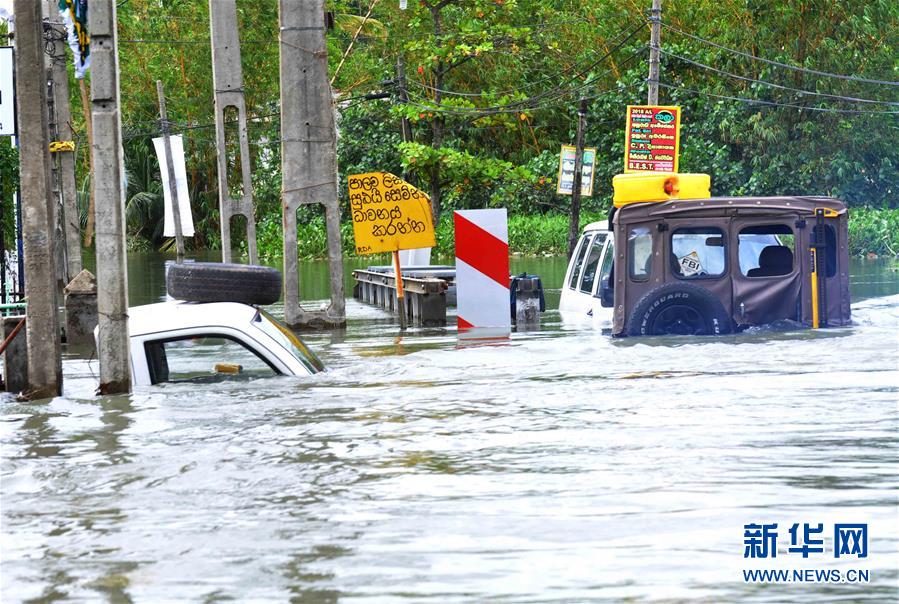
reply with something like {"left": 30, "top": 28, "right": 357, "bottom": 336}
{"left": 2, "top": 254, "right": 898, "bottom": 602}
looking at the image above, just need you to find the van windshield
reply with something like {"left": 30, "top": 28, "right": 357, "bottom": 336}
{"left": 253, "top": 310, "right": 325, "bottom": 374}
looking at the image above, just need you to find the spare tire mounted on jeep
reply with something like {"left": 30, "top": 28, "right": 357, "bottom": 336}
{"left": 626, "top": 282, "right": 733, "bottom": 336}
{"left": 167, "top": 262, "right": 282, "bottom": 306}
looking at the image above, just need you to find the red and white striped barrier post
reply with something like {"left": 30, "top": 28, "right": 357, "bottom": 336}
{"left": 454, "top": 209, "right": 511, "bottom": 330}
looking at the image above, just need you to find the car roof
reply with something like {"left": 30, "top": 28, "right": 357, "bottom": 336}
{"left": 128, "top": 301, "right": 259, "bottom": 337}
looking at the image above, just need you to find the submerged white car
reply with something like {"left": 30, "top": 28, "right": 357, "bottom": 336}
{"left": 123, "top": 301, "right": 324, "bottom": 386}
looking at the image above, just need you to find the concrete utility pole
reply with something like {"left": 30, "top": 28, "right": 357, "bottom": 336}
{"left": 13, "top": 0, "right": 62, "bottom": 399}
{"left": 279, "top": 0, "right": 346, "bottom": 328}
{"left": 90, "top": 0, "right": 131, "bottom": 394}
{"left": 43, "top": 0, "right": 82, "bottom": 283}
{"left": 156, "top": 80, "right": 185, "bottom": 262}
{"left": 209, "top": 0, "right": 258, "bottom": 265}
{"left": 647, "top": 0, "right": 662, "bottom": 105}
{"left": 568, "top": 99, "right": 587, "bottom": 260}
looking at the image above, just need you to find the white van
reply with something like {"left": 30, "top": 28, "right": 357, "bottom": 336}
{"left": 558, "top": 221, "right": 615, "bottom": 325}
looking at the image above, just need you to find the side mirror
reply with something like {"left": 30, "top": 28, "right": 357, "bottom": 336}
{"left": 597, "top": 276, "right": 614, "bottom": 308}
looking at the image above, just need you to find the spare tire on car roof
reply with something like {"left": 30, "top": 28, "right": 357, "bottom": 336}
{"left": 626, "top": 282, "right": 733, "bottom": 336}
{"left": 166, "top": 262, "right": 282, "bottom": 306}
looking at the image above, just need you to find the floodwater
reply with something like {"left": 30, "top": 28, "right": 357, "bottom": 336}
{"left": 2, "top": 254, "right": 898, "bottom": 602}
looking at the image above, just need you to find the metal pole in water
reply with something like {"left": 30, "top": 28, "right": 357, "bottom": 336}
{"left": 12, "top": 0, "right": 62, "bottom": 399}
{"left": 90, "top": 0, "right": 131, "bottom": 394}
{"left": 392, "top": 249, "right": 407, "bottom": 330}
{"left": 156, "top": 81, "right": 185, "bottom": 263}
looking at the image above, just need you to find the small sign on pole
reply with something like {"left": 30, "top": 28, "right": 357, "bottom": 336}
{"left": 0, "top": 47, "right": 15, "bottom": 137}
{"left": 624, "top": 105, "right": 681, "bottom": 173}
{"left": 556, "top": 145, "right": 596, "bottom": 196}
{"left": 348, "top": 172, "right": 436, "bottom": 329}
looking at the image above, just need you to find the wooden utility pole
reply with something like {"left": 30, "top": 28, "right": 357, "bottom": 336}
{"left": 43, "top": 0, "right": 82, "bottom": 283}
{"left": 90, "top": 0, "right": 131, "bottom": 394}
{"left": 567, "top": 99, "right": 587, "bottom": 260}
{"left": 13, "top": 0, "right": 62, "bottom": 399}
{"left": 156, "top": 81, "right": 185, "bottom": 262}
{"left": 647, "top": 0, "right": 662, "bottom": 105}
{"left": 209, "top": 0, "right": 258, "bottom": 264}
{"left": 279, "top": 0, "right": 346, "bottom": 328}
{"left": 396, "top": 56, "right": 416, "bottom": 185}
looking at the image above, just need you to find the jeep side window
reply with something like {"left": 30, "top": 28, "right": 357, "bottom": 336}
{"left": 579, "top": 233, "right": 607, "bottom": 293}
{"left": 671, "top": 227, "right": 726, "bottom": 279}
{"left": 567, "top": 234, "right": 592, "bottom": 289}
{"left": 739, "top": 224, "right": 795, "bottom": 278}
{"left": 628, "top": 227, "right": 652, "bottom": 281}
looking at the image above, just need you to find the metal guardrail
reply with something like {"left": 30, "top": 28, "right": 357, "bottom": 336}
{"left": 352, "top": 270, "right": 448, "bottom": 326}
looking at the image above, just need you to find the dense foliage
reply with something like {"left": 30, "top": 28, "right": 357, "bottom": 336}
{"left": 8, "top": 1, "right": 899, "bottom": 255}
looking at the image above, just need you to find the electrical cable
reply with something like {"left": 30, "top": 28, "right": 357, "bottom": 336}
{"left": 656, "top": 81, "right": 899, "bottom": 115}
{"left": 406, "top": 21, "right": 645, "bottom": 100}
{"left": 402, "top": 36, "right": 646, "bottom": 117}
{"left": 659, "top": 48, "right": 898, "bottom": 105}
{"left": 662, "top": 23, "right": 899, "bottom": 87}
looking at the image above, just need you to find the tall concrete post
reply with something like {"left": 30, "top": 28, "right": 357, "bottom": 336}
{"left": 90, "top": 0, "right": 131, "bottom": 394}
{"left": 647, "top": 0, "right": 662, "bottom": 105}
{"left": 279, "top": 0, "right": 346, "bottom": 328}
{"left": 13, "top": 0, "right": 63, "bottom": 399}
{"left": 209, "top": 0, "right": 258, "bottom": 265}
{"left": 44, "top": 0, "right": 82, "bottom": 282}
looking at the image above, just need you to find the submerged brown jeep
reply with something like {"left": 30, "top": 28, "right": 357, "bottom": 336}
{"left": 595, "top": 173, "right": 851, "bottom": 336}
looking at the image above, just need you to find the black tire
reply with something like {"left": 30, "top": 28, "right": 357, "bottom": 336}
{"left": 166, "top": 262, "right": 282, "bottom": 305}
{"left": 626, "top": 282, "right": 733, "bottom": 337}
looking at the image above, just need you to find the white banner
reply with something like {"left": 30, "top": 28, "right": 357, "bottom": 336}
{"left": 152, "top": 135, "right": 195, "bottom": 238}
{"left": 0, "top": 46, "right": 15, "bottom": 136}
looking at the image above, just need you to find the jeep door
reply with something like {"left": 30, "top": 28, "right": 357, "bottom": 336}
{"left": 730, "top": 215, "right": 803, "bottom": 326}
{"left": 662, "top": 217, "right": 733, "bottom": 316}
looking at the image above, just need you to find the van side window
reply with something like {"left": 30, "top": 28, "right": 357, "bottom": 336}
{"left": 628, "top": 227, "right": 652, "bottom": 281}
{"left": 739, "top": 224, "right": 794, "bottom": 278}
{"left": 671, "top": 227, "right": 726, "bottom": 279}
{"left": 579, "top": 233, "right": 606, "bottom": 293}
{"left": 568, "top": 234, "right": 592, "bottom": 289}
{"left": 599, "top": 238, "right": 614, "bottom": 282}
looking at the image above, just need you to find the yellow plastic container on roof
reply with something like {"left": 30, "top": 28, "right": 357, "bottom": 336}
{"left": 612, "top": 172, "right": 711, "bottom": 207}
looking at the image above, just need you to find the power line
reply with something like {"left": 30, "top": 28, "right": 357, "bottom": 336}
{"left": 406, "top": 21, "right": 645, "bottom": 99}
{"left": 657, "top": 81, "right": 899, "bottom": 115}
{"left": 661, "top": 49, "right": 899, "bottom": 105}
{"left": 404, "top": 28, "right": 647, "bottom": 115}
{"left": 662, "top": 23, "right": 899, "bottom": 87}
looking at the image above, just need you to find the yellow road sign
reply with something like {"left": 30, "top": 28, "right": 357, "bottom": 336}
{"left": 348, "top": 172, "right": 436, "bottom": 255}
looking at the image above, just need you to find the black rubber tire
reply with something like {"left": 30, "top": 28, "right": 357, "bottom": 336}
{"left": 166, "top": 262, "right": 282, "bottom": 305}
{"left": 626, "top": 282, "right": 733, "bottom": 337}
